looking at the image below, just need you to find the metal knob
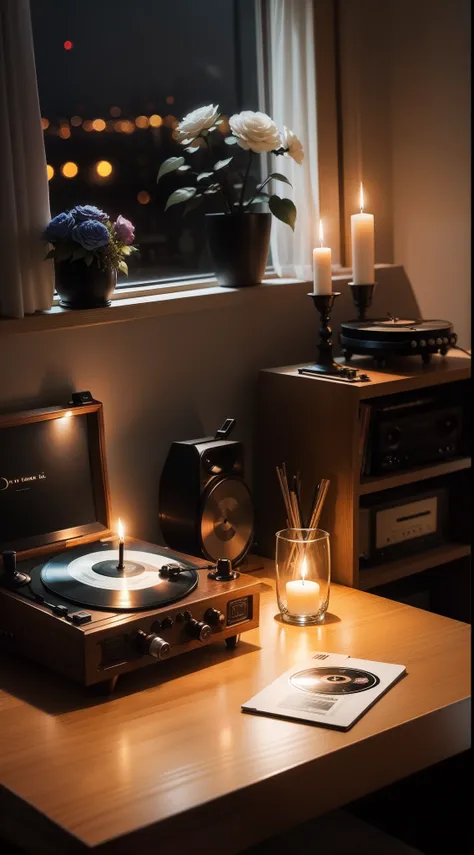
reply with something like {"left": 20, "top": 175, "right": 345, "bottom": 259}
{"left": 428, "top": 338, "right": 435, "bottom": 346}
{"left": 442, "top": 337, "right": 449, "bottom": 345}
{"left": 205, "top": 608, "right": 226, "bottom": 628}
{"left": 148, "top": 635, "right": 171, "bottom": 660}
{"left": 419, "top": 339, "right": 426, "bottom": 347}
{"left": 436, "top": 337, "right": 442, "bottom": 345}
{"left": 410, "top": 340, "right": 417, "bottom": 348}
{"left": 186, "top": 619, "right": 212, "bottom": 642}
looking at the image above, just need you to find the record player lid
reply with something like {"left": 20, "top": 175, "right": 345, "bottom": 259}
{"left": 0, "top": 398, "right": 111, "bottom": 557}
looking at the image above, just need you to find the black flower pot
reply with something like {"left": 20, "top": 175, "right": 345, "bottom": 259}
{"left": 55, "top": 260, "right": 117, "bottom": 309}
{"left": 205, "top": 212, "right": 271, "bottom": 287}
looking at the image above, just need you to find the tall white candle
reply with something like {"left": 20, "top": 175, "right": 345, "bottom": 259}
{"left": 313, "top": 220, "right": 332, "bottom": 295}
{"left": 351, "top": 183, "right": 375, "bottom": 284}
{"left": 286, "top": 557, "right": 320, "bottom": 616}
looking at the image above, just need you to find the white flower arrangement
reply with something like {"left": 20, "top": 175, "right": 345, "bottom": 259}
{"left": 157, "top": 105, "right": 304, "bottom": 230}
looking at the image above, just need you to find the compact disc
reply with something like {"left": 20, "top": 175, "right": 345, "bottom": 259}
{"left": 290, "top": 666, "right": 380, "bottom": 695}
{"left": 40, "top": 543, "right": 198, "bottom": 610}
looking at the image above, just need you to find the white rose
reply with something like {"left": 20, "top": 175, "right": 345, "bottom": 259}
{"left": 229, "top": 111, "right": 281, "bottom": 154}
{"left": 176, "top": 104, "right": 220, "bottom": 143}
{"left": 282, "top": 127, "right": 304, "bottom": 165}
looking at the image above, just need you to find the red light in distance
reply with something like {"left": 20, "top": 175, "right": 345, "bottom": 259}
{"left": 63, "top": 40, "right": 73, "bottom": 51}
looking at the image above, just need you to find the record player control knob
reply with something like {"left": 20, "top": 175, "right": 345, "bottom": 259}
{"left": 442, "top": 337, "right": 449, "bottom": 345}
{"left": 436, "top": 338, "right": 442, "bottom": 345}
{"left": 205, "top": 608, "right": 226, "bottom": 627}
{"left": 147, "top": 635, "right": 171, "bottom": 660}
{"left": 186, "top": 619, "right": 212, "bottom": 642}
{"left": 410, "top": 340, "right": 417, "bottom": 348}
{"left": 419, "top": 339, "right": 427, "bottom": 347}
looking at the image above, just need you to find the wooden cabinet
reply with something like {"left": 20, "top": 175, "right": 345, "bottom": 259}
{"left": 255, "top": 353, "right": 471, "bottom": 589}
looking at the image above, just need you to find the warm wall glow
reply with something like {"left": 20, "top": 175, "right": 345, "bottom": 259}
{"left": 137, "top": 190, "right": 151, "bottom": 204}
{"left": 135, "top": 115, "right": 149, "bottom": 129}
{"left": 61, "top": 161, "right": 78, "bottom": 178}
{"left": 359, "top": 182, "right": 365, "bottom": 213}
{"left": 92, "top": 118, "right": 106, "bottom": 132}
{"left": 46, "top": 164, "right": 54, "bottom": 181}
{"left": 59, "top": 126, "right": 71, "bottom": 139}
{"left": 149, "top": 114, "right": 163, "bottom": 128}
{"left": 96, "top": 160, "right": 113, "bottom": 177}
{"left": 118, "top": 519, "right": 125, "bottom": 542}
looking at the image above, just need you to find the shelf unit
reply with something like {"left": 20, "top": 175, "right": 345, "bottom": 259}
{"left": 255, "top": 352, "right": 471, "bottom": 590}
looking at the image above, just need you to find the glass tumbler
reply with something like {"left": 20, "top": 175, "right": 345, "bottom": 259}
{"left": 275, "top": 528, "right": 331, "bottom": 625}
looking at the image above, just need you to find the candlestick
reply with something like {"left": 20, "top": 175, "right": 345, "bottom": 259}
{"left": 298, "top": 293, "right": 371, "bottom": 383}
{"left": 313, "top": 220, "right": 332, "bottom": 295}
{"left": 351, "top": 183, "right": 375, "bottom": 285}
{"left": 117, "top": 518, "right": 125, "bottom": 570}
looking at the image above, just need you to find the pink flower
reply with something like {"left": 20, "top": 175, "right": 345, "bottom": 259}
{"left": 113, "top": 215, "right": 135, "bottom": 245}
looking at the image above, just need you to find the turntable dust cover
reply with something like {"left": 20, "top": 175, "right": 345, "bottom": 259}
{"left": 242, "top": 652, "right": 406, "bottom": 731}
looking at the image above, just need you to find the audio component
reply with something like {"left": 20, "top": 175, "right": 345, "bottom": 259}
{"left": 341, "top": 317, "right": 457, "bottom": 365}
{"left": 362, "top": 386, "right": 466, "bottom": 476}
{"left": 0, "top": 400, "right": 260, "bottom": 691}
{"left": 359, "top": 487, "right": 448, "bottom": 565}
{"left": 159, "top": 419, "right": 254, "bottom": 566}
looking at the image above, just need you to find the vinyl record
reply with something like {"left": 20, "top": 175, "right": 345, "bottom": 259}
{"left": 200, "top": 476, "right": 254, "bottom": 564}
{"left": 40, "top": 543, "right": 198, "bottom": 611}
{"left": 290, "top": 666, "right": 380, "bottom": 695}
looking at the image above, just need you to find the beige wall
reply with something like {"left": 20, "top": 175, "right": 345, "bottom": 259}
{"left": 339, "top": 0, "right": 470, "bottom": 345}
{"left": 390, "top": 0, "right": 471, "bottom": 346}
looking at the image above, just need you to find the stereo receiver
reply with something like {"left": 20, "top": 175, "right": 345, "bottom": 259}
{"left": 360, "top": 486, "right": 448, "bottom": 565}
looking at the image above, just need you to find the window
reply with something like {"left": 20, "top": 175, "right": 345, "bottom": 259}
{"left": 31, "top": 0, "right": 261, "bottom": 286}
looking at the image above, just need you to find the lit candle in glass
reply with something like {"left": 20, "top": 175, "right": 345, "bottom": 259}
{"left": 286, "top": 557, "right": 320, "bottom": 616}
{"left": 117, "top": 518, "right": 125, "bottom": 570}
{"left": 313, "top": 219, "right": 332, "bottom": 295}
{"left": 350, "top": 183, "right": 375, "bottom": 284}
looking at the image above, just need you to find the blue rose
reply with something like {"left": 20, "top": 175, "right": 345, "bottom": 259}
{"left": 44, "top": 212, "right": 75, "bottom": 242}
{"left": 71, "top": 219, "right": 110, "bottom": 250}
{"left": 70, "top": 205, "right": 109, "bottom": 223}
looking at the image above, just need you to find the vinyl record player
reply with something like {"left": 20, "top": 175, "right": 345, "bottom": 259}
{"left": 0, "top": 396, "right": 260, "bottom": 691}
{"left": 341, "top": 316, "right": 457, "bottom": 365}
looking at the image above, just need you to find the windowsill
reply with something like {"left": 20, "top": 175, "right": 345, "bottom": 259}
{"left": 0, "top": 264, "right": 398, "bottom": 335}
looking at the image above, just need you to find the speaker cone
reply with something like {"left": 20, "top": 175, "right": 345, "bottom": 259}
{"left": 200, "top": 476, "right": 254, "bottom": 564}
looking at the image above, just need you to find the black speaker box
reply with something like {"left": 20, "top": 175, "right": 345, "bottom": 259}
{"left": 159, "top": 428, "right": 254, "bottom": 565}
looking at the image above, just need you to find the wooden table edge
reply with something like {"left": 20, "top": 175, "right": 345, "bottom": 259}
{"left": 1, "top": 695, "right": 470, "bottom": 854}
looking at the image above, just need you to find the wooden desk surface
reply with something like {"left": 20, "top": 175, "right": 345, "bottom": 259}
{"left": 0, "top": 562, "right": 470, "bottom": 854}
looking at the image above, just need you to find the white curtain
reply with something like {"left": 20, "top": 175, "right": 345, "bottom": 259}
{"left": 267, "top": 0, "right": 319, "bottom": 280}
{"left": 0, "top": 0, "right": 53, "bottom": 317}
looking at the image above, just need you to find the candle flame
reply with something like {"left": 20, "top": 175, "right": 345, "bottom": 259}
{"left": 318, "top": 219, "right": 324, "bottom": 247}
{"left": 300, "top": 556, "right": 308, "bottom": 582}
{"left": 359, "top": 182, "right": 364, "bottom": 213}
{"left": 118, "top": 518, "right": 125, "bottom": 542}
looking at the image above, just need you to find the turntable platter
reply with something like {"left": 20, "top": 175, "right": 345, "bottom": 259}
{"left": 40, "top": 544, "right": 198, "bottom": 610}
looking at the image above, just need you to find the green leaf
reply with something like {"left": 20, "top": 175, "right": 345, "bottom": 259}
{"left": 184, "top": 195, "right": 205, "bottom": 216}
{"left": 204, "top": 184, "right": 221, "bottom": 195}
{"left": 246, "top": 193, "right": 270, "bottom": 206}
{"left": 118, "top": 260, "right": 129, "bottom": 275}
{"left": 177, "top": 165, "right": 191, "bottom": 172}
{"left": 224, "top": 136, "right": 239, "bottom": 145}
{"left": 84, "top": 253, "right": 94, "bottom": 267}
{"left": 197, "top": 171, "right": 214, "bottom": 183}
{"left": 45, "top": 249, "right": 56, "bottom": 260}
{"left": 71, "top": 248, "right": 86, "bottom": 261}
{"left": 214, "top": 157, "right": 233, "bottom": 171}
{"left": 157, "top": 156, "right": 185, "bottom": 183}
{"left": 258, "top": 172, "right": 292, "bottom": 192}
{"left": 54, "top": 243, "right": 73, "bottom": 261}
{"left": 185, "top": 144, "right": 201, "bottom": 154}
{"left": 268, "top": 195, "right": 297, "bottom": 231}
{"left": 164, "top": 187, "right": 197, "bottom": 210}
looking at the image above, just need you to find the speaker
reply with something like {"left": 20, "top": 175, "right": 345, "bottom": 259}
{"left": 159, "top": 420, "right": 254, "bottom": 565}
